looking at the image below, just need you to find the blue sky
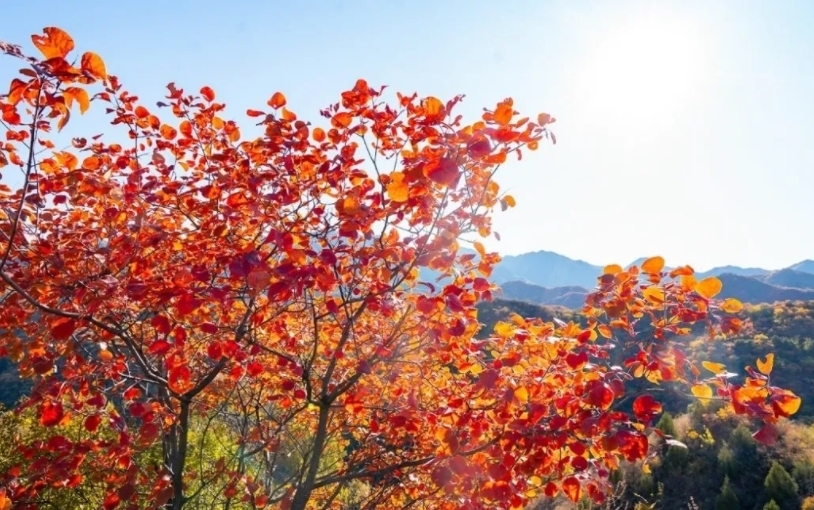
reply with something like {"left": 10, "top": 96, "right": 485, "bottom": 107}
{"left": 2, "top": 0, "right": 813, "bottom": 271}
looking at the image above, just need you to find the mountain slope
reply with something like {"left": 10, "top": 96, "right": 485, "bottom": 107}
{"left": 716, "top": 273, "right": 814, "bottom": 303}
{"left": 491, "top": 250, "right": 601, "bottom": 288}
{"left": 789, "top": 259, "right": 814, "bottom": 274}
{"left": 760, "top": 268, "right": 814, "bottom": 290}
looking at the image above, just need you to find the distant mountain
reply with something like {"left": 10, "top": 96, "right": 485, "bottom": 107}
{"left": 716, "top": 273, "right": 814, "bottom": 303}
{"left": 697, "top": 265, "right": 770, "bottom": 278}
{"left": 491, "top": 250, "right": 602, "bottom": 289}
{"left": 495, "top": 280, "right": 588, "bottom": 309}
{"left": 415, "top": 247, "right": 814, "bottom": 308}
{"left": 480, "top": 250, "right": 814, "bottom": 309}
{"left": 789, "top": 260, "right": 814, "bottom": 274}
{"left": 760, "top": 268, "right": 814, "bottom": 290}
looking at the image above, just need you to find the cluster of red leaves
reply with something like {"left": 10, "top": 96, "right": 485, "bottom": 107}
{"left": 0, "top": 28, "right": 800, "bottom": 510}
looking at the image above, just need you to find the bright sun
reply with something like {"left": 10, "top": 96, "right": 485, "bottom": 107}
{"left": 574, "top": 11, "right": 710, "bottom": 132}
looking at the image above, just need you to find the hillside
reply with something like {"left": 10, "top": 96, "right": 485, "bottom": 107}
{"left": 476, "top": 298, "right": 814, "bottom": 420}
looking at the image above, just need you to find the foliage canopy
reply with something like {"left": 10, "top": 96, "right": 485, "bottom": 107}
{"left": 0, "top": 27, "right": 802, "bottom": 510}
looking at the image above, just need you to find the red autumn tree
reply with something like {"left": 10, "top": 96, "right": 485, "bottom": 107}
{"left": 0, "top": 28, "right": 801, "bottom": 510}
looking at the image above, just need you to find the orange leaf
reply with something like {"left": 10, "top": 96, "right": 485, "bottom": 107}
{"left": 331, "top": 111, "right": 352, "bottom": 129}
{"left": 0, "top": 492, "right": 11, "bottom": 510}
{"left": 771, "top": 392, "right": 801, "bottom": 417}
{"left": 493, "top": 99, "right": 514, "bottom": 126}
{"left": 64, "top": 87, "right": 90, "bottom": 114}
{"left": 386, "top": 172, "right": 409, "bottom": 202}
{"left": 603, "top": 264, "right": 623, "bottom": 275}
{"left": 32, "top": 27, "right": 74, "bottom": 59}
{"left": 313, "top": 127, "right": 326, "bottom": 142}
{"left": 641, "top": 256, "right": 665, "bottom": 274}
{"left": 756, "top": 353, "right": 774, "bottom": 375}
{"left": 721, "top": 297, "right": 743, "bottom": 314}
{"left": 561, "top": 476, "right": 581, "bottom": 502}
{"left": 80, "top": 51, "right": 107, "bottom": 80}
{"left": 422, "top": 96, "right": 445, "bottom": 121}
{"left": 160, "top": 124, "right": 177, "bottom": 140}
{"left": 694, "top": 277, "right": 722, "bottom": 299}
{"left": 268, "top": 92, "right": 287, "bottom": 109}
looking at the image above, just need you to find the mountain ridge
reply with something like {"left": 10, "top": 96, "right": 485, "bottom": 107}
{"left": 481, "top": 249, "right": 814, "bottom": 309}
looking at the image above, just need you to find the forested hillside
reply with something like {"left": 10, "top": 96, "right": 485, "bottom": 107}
{"left": 476, "top": 298, "right": 814, "bottom": 508}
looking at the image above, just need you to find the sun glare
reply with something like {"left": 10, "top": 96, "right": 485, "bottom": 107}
{"left": 574, "top": 12, "right": 710, "bottom": 133}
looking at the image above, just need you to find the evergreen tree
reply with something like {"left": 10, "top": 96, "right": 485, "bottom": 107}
{"left": 655, "top": 412, "right": 676, "bottom": 437}
{"left": 764, "top": 461, "right": 799, "bottom": 510}
{"left": 715, "top": 476, "right": 739, "bottom": 510}
{"left": 763, "top": 500, "right": 781, "bottom": 510}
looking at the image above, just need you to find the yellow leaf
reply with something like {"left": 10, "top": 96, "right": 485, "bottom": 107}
{"left": 502, "top": 194, "right": 516, "bottom": 207}
{"left": 721, "top": 297, "right": 743, "bottom": 314}
{"left": 642, "top": 286, "right": 665, "bottom": 305}
{"left": 494, "top": 322, "right": 514, "bottom": 337}
{"left": 603, "top": 264, "right": 623, "bottom": 275}
{"left": 597, "top": 324, "right": 612, "bottom": 339}
{"left": 473, "top": 241, "right": 486, "bottom": 257}
{"left": 386, "top": 172, "right": 409, "bottom": 202}
{"left": 702, "top": 361, "right": 727, "bottom": 375}
{"left": 695, "top": 277, "right": 723, "bottom": 299}
{"left": 773, "top": 393, "right": 801, "bottom": 417}
{"left": 756, "top": 353, "right": 774, "bottom": 375}
{"left": 514, "top": 386, "right": 529, "bottom": 402}
{"left": 641, "top": 256, "right": 665, "bottom": 274}
{"left": 691, "top": 384, "right": 713, "bottom": 402}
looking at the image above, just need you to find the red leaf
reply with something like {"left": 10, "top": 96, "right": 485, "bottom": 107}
{"left": 632, "top": 394, "right": 663, "bottom": 424}
{"left": 40, "top": 401, "right": 64, "bottom": 427}
{"left": 200, "top": 86, "right": 215, "bottom": 102}
{"left": 200, "top": 322, "right": 219, "bottom": 334}
{"left": 151, "top": 314, "right": 171, "bottom": 334}
{"left": 246, "top": 360, "right": 263, "bottom": 377}
{"left": 103, "top": 491, "right": 120, "bottom": 510}
{"left": 176, "top": 293, "right": 201, "bottom": 316}
{"left": 206, "top": 342, "right": 223, "bottom": 360}
{"left": 424, "top": 157, "right": 460, "bottom": 187}
{"left": 431, "top": 465, "right": 453, "bottom": 488}
{"left": 565, "top": 351, "right": 588, "bottom": 370}
{"left": 753, "top": 423, "right": 779, "bottom": 445}
{"left": 169, "top": 365, "right": 192, "bottom": 394}
{"left": 84, "top": 415, "right": 102, "bottom": 432}
{"left": 148, "top": 340, "right": 172, "bottom": 356}
{"left": 50, "top": 317, "right": 77, "bottom": 340}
